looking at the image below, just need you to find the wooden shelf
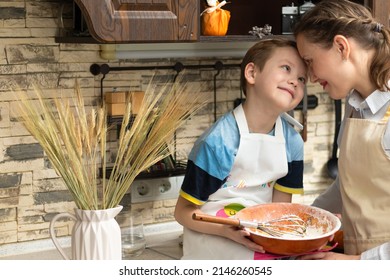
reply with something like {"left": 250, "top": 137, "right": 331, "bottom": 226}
{"left": 55, "top": 34, "right": 293, "bottom": 44}
{"left": 55, "top": 35, "right": 98, "bottom": 44}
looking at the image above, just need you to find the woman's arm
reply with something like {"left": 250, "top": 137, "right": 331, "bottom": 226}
{"left": 312, "top": 176, "right": 343, "bottom": 213}
{"left": 361, "top": 242, "right": 390, "bottom": 260}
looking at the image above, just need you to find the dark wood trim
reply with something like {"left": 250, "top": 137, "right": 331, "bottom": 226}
{"left": 368, "top": 0, "right": 390, "bottom": 27}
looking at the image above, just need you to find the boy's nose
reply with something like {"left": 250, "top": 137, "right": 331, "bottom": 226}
{"left": 288, "top": 78, "right": 298, "bottom": 87}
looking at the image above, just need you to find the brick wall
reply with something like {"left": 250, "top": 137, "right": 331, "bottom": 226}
{"left": 0, "top": 0, "right": 335, "bottom": 247}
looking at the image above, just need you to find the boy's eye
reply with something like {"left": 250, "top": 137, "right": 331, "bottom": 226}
{"left": 298, "top": 77, "right": 307, "bottom": 84}
{"left": 282, "top": 65, "right": 291, "bottom": 71}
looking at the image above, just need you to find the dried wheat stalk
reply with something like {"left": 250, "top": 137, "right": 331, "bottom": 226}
{"left": 16, "top": 74, "right": 208, "bottom": 210}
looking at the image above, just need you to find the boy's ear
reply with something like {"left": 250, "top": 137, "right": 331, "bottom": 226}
{"left": 333, "top": 35, "right": 350, "bottom": 60}
{"left": 244, "top": 62, "right": 256, "bottom": 85}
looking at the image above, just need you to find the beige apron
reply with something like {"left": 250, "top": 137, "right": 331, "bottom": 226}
{"left": 338, "top": 106, "right": 390, "bottom": 255}
{"left": 182, "top": 104, "right": 288, "bottom": 259}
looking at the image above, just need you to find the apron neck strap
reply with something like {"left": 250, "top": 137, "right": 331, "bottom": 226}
{"left": 234, "top": 104, "right": 249, "bottom": 133}
{"left": 233, "top": 104, "right": 283, "bottom": 136}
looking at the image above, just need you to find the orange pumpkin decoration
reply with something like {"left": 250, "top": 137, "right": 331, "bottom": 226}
{"left": 201, "top": 1, "right": 231, "bottom": 36}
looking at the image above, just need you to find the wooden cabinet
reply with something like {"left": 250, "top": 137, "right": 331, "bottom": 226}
{"left": 368, "top": 0, "right": 390, "bottom": 27}
{"left": 73, "top": 0, "right": 199, "bottom": 43}
{"left": 57, "top": 0, "right": 389, "bottom": 43}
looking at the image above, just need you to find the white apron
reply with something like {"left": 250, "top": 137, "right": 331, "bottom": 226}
{"left": 182, "top": 104, "right": 288, "bottom": 259}
{"left": 338, "top": 106, "right": 390, "bottom": 255}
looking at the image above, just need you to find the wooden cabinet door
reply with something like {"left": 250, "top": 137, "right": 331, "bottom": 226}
{"left": 74, "top": 0, "right": 199, "bottom": 43}
{"left": 368, "top": 0, "right": 390, "bottom": 27}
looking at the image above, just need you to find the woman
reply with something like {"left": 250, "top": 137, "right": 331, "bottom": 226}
{"left": 294, "top": 0, "right": 390, "bottom": 260}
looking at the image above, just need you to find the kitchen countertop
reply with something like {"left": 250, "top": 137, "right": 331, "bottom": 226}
{"left": 0, "top": 222, "right": 183, "bottom": 260}
{"left": 0, "top": 237, "right": 183, "bottom": 260}
{"left": 0, "top": 235, "right": 183, "bottom": 260}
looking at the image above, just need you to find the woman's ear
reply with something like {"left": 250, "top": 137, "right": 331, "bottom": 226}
{"left": 333, "top": 35, "right": 350, "bottom": 61}
{"left": 244, "top": 62, "right": 256, "bottom": 85}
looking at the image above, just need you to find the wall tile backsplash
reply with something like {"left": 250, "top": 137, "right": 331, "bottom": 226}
{"left": 0, "top": 0, "right": 335, "bottom": 246}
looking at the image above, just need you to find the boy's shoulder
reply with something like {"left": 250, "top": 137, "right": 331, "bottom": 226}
{"left": 200, "top": 111, "right": 237, "bottom": 140}
{"left": 189, "top": 111, "right": 238, "bottom": 161}
{"left": 280, "top": 117, "right": 304, "bottom": 144}
{"left": 192, "top": 111, "right": 239, "bottom": 155}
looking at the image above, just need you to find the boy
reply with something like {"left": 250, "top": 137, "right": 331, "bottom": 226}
{"left": 175, "top": 38, "right": 307, "bottom": 259}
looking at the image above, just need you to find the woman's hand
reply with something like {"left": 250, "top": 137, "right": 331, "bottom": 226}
{"left": 296, "top": 251, "right": 360, "bottom": 260}
{"left": 225, "top": 226, "right": 265, "bottom": 253}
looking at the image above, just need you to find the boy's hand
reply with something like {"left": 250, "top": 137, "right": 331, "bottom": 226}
{"left": 225, "top": 226, "right": 265, "bottom": 253}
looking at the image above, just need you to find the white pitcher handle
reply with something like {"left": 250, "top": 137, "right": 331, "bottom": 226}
{"left": 49, "top": 212, "right": 77, "bottom": 260}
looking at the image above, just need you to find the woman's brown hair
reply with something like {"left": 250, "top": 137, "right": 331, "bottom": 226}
{"left": 293, "top": 0, "right": 390, "bottom": 91}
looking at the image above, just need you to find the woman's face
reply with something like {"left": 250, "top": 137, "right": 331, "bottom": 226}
{"left": 296, "top": 34, "right": 354, "bottom": 99}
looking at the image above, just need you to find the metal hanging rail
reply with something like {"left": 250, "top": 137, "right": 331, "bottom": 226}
{"left": 90, "top": 62, "right": 241, "bottom": 75}
{"left": 89, "top": 61, "right": 241, "bottom": 115}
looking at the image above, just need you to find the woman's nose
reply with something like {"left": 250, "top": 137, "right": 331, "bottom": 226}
{"left": 309, "top": 69, "right": 318, "bottom": 83}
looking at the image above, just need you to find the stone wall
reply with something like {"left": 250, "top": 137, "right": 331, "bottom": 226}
{"left": 0, "top": 0, "right": 335, "bottom": 247}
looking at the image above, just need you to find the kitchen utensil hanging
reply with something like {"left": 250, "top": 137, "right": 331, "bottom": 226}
{"left": 213, "top": 61, "right": 223, "bottom": 122}
{"left": 172, "top": 62, "right": 184, "bottom": 161}
{"left": 300, "top": 85, "right": 308, "bottom": 141}
{"left": 326, "top": 99, "right": 342, "bottom": 179}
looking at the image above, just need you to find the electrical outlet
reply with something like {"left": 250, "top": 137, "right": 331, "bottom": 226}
{"left": 131, "top": 175, "right": 184, "bottom": 203}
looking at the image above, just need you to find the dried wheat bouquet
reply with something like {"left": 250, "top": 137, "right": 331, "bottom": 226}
{"left": 16, "top": 74, "right": 208, "bottom": 210}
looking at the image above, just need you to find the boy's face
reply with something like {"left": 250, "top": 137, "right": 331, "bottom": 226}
{"left": 247, "top": 46, "right": 307, "bottom": 113}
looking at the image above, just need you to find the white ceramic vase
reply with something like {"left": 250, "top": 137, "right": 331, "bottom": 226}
{"left": 49, "top": 205, "right": 123, "bottom": 260}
